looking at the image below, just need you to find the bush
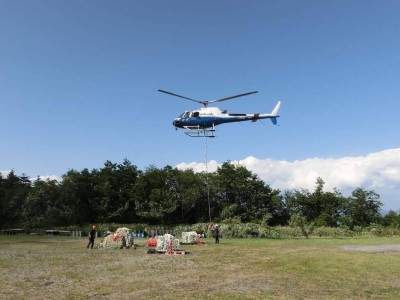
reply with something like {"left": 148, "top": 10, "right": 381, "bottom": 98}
{"left": 25, "top": 222, "right": 400, "bottom": 239}
{"left": 368, "top": 224, "right": 400, "bottom": 237}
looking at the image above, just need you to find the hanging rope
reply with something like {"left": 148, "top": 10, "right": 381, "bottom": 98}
{"left": 204, "top": 131, "right": 212, "bottom": 223}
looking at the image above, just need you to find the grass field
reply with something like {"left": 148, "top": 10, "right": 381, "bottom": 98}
{"left": 1, "top": 235, "right": 400, "bottom": 299}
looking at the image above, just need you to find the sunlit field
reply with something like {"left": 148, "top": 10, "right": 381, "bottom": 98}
{"left": 1, "top": 235, "right": 400, "bottom": 299}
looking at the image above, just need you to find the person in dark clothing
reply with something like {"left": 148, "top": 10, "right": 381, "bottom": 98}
{"left": 214, "top": 224, "right": 220, "bottom": 244}
{"left": 87, "top": 225, "right": 96, "bottom": 249}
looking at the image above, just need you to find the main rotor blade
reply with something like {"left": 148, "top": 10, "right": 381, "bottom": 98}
{"left": 208, "top": 91, "right": 258, "bottom": 104}
{"left": 158, "top": 89, "right": 202, "bottom": 104}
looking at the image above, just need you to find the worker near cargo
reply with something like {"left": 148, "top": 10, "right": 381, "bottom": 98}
{"left": 214, "top": 224, "right": 220, "bottom": 244}
{"left": 87, "top": 225, "right": 97, "bottom": 249}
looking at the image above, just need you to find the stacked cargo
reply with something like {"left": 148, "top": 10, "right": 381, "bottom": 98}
{"left": 181, "top": 231, "right": 198, "bottom": 244}
{"left": 99, "top": 227, "right": 134, "bottom": 249}
{"left": 156, "top": 233, "right": 180, "bottom": 251}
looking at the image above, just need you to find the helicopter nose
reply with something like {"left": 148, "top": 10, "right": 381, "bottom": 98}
{"left": 173, "top": 119, "right": 182, "bottom": 128}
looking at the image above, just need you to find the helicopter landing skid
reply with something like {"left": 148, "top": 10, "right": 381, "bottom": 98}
{"left": 183, "top": 124, "right": 216, "bottom": 138}
{"left": 183, "top": 125, "right": 216, "bottom": 138}
{"left": 184, "top": 129, "right": 215, "bottom": 138}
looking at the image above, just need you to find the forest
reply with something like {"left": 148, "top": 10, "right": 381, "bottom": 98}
{"left": 1, "top": 159, "right": 399, "bottom": 230}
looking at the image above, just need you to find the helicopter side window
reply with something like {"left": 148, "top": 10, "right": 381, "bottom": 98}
{"left": 193, "top": 112, "right": 199, "bottom": 117}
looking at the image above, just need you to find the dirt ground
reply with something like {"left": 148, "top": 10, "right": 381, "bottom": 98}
{"left": 340, "top": 244, "right": 400, "bottom": 252}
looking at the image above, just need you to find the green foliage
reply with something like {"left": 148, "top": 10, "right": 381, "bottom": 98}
{"left": 312, "top": 226, "right": 355, "bottom": 237}
{"left": 284, "top": 178, "right": 346, "bottom": 227}
{"left": 93, "top": 159, "right": 140, "bottom": 223}
{"left": 288, "top": 213, "right": 315, "bottom": 238}
{"left": 368, "top": 224, "right": 400, "bottom": 237}
{"left": 381, "top": 210, "right": 400, "bottom": 228}
{"left": 343, "top": 188, "right": 382, "bottom": 228}
{"left": 22, "top": 178, "right": 64, "bottom": 228}
{"left": 132, "top": 165, "right": 180, "bottom": 223}
{"left": 0, "top": 171, "right": 31, "bottom": 227}
{"left": 0, "top": 161, "right": 389, "bottom": 231}
{"left": 20, "top": 221, "right": 400, "bottom": 239}
{"left": 212, "top": 162, "right": 281, "bottom": 223}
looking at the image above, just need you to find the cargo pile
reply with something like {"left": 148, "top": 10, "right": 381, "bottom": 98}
{"left": 99, "top": 227, "right": 134, "bottom": 249}
{"left": 181, "top": 231, "right": 198, "bottom": 244}
{"left": 146, "top": 233, "right": 188, "bottom": 255}
{"left": 156, "top": 233, "right": 180, "bottom": 251}
{"left": 181, "top": 231, "right": 206, "bottom": 246}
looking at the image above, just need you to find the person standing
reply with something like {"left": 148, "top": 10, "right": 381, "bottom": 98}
{"left": 87, "top": 225, "right": 97, "bottom": 249}
{"left": 214, "top": 224, "right": 220, "bottom": 244}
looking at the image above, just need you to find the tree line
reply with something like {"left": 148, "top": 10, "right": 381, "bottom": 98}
{"left": 1, "top": 159, "right": 399, "bottom": 229}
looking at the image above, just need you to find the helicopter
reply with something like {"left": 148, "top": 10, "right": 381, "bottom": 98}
{"left": 158, "top": 89, "right": 282, "bottom": 137}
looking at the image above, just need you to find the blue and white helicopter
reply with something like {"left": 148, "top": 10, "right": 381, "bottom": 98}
{"left": 158, "top": 89, "right": 282, "bottom": 137}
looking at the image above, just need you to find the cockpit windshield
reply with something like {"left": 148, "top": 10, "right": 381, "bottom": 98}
{"left": 177, "top": 111, "right": 190, "bottom": 119}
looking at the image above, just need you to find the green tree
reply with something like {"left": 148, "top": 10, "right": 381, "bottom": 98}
{"left": 94, "top": 159, "right": 140, "bottom": 223}
{"left": 314, "top": 188, "right": 346, "bottom": 227}
{"left": 381, "top": 210, "right": 400, "bottom": 228}
{"left": 132, "top": 165, "right": 180, "bottom": 224}
{"left": 213, "top": 162, "right": 281, "bottom": 223}
{"left": 283, "top": 178, "right": 346, "bottom": 227}
{"left": 308, "top": 178, "right": 346, "bottom": 227}
{"left": 343, "top": 187, "right": 382, "bottom": 228}
{"left": 0, "top": 173, "right": 6, "bottom": 226}
{"left": 22, "top": 178, "right": 64, "bottom": 228}
{"left": 283, "top": 188, "right": 311, "bottom": 220}
{"left": 59, "top": 168, "right": 98, "bottom": 225}
{"left": 1, "top": 171, "right": 31, "bottom": 227}
{"left": 177, "top": 169, "right": 208, "bottom": 223}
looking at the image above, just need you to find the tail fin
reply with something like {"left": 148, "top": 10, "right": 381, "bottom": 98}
{"left": 270, "top": 101, "right": 281, "bottom": 125}
{"left": 271, "top": 100, "right": 282, "bottom": 116}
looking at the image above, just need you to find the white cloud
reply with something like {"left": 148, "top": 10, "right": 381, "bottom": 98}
{"left": 0, "top": 170, "right": 60, "bottom": 182}
{"left": 177, "top": 148, "right": 400, "bottom": 210}
{"left": 0, "top": 170, "right": 11, "bottom": 177}
{"left": 176, "top": 160, "right": 220, "bottom": 173}
{"left": 35, "top": 175, "right": 61, "bottom": 182}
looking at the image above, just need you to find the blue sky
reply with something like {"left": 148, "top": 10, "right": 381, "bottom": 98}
{"left": 1, "top": 1, "right": 400, "bottom": 209}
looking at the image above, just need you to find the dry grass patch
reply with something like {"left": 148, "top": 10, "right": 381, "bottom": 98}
{"left": 1, "top": 236, "right": 400, "bottom": 299}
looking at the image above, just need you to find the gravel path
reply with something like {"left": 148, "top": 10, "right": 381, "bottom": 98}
{"left": 340, "top": 244, "right": 400, "bottom": 252}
